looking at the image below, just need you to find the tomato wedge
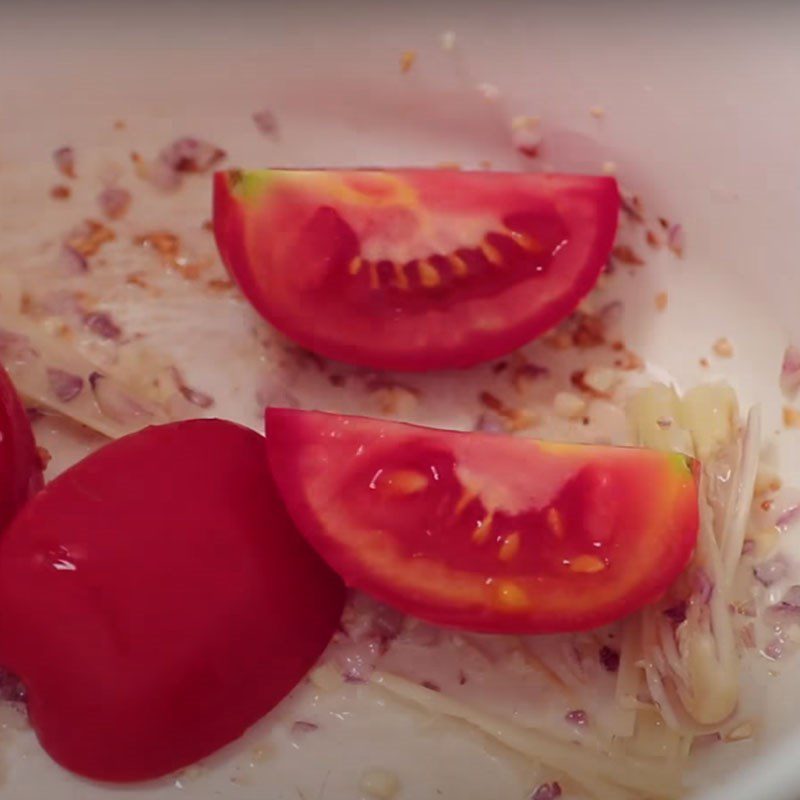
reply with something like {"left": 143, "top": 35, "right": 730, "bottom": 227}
{"left": 214, "top": 169, "right": 619, "bottom": 370}
{"left": 266, "top": 409, "right": 699, "bottom": 634}
{"left": 0, "top": 362, "right": 43, "bottom": 530}
{"left": 0, "top": 420, "right": 345, "bottom": 781}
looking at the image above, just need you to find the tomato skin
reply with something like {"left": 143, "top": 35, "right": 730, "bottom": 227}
{"left": 0, "top": 362, "right": 43, "bottom": 530}
{"left": 265, "top": 409, "right": 699, "bottom": 635}
{"left": 0, "top": 420, "right": 345, "bottom": 782}
{"left": 214, "top": 169, "right": 619, "bottom": 371}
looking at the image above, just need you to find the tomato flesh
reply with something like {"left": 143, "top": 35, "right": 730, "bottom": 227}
{"left": 0, "top": 420, "right": 345, "bottom": 781}
{"left": 0, "top": 362, "right": 43, "bottom": 530}
{"left": 266, "top": 409, "right": 699, "bottom": 634}
{"left": 214, "top": 169, "right": 619, "bottom": 370}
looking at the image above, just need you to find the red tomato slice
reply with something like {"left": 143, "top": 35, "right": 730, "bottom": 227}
{"left": 214, "top": 169, "right": 619, "bottom": 371}
{"left": 0, "top": 420, "right": 345, "bottom": 782}
{"left": 265, "top": 409, "right": 699, "bottom": 634}
{"left": 0, "top": 362, "right": 43, "bottom": 530}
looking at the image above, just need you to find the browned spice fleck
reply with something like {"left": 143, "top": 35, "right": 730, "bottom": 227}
{"left": 571, "top": 311, "right": 607, "bottom": 347}
{"left": 646, "top": 229, "right": 662, "bottom": 248}
{"left": 783, "top": 406, "right": 800, "bottom": 429}
{"left": 614, "top": 348, "right": 645, "bottom": 371}
{"left": 511, "top": 362, "right": 550, "bottom": 393}
{"left": 50, "top": 184, "right": 71, "bottom": 200}
{"left": 699, "top": 357, "right": 710, "bottom": 368}
{"left": 329, "top": 374, "right": 346, "bottom": 388}
{"left": 66, "top": 219, "right": 116, "bottom": 258}
{"left": 201, "top": 219, "right": 214, "bottom": 232}
{"left": 612, "top": 245, "right": 645, "bottom": 266}
{"left": 543, "top": 331, "right": 572, "bottom": 350}
{"left": 420, "top": 680, "right": 441, "bottom": 692}
{"left": 126, "top": 272, "right": 149, "bottom": 288}
{"left": 570, "top": 369, "right": 618, "bottom": 398}
{"left": 400, "top": 50, "right": 417, "bottom": 73}
{"left": 135, "top": 230, "right": 206, "bottom": 280}
{"left": 206, "top": 278, "right": 235, "bottom": 292}
{"left": 658, "top": 216, "right": 670, "bottom": 229}
{"left": 113, "top": 119, "right": 126, "bottom": 130}
{"left": 655, "top": 291, "right": 668, "bottom": 311}
{"left": 135, "top": 230, "right": 180, "bottom": 257}
{"left": 479, "top": 391, "right": 537, "bottom": 431}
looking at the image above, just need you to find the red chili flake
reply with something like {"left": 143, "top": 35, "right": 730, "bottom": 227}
{"left": 158, "top": 137, "right": 226, "bottom": 174}
{"left": 47, "top": 368, "right": 84, "bottom": 402}
{"left": 50, "top": 184, "right": 71, "bottom": 200}
{"left": 619, "top": 193, "right": 644, "bottom": 223}
{"left": 611, "top": 245, "right": 645, "bottom": 266}
{"left": 599, "top": 645, "right": 620, "bottom": 672}
{"left": 290, "top": 721, "right": 319, "bottom": 736}
{"left": 35, "top": 446, "right": 53, "bottom": 471}
{"left": 171, "top": 368, "right": 215, "bottom": 409}
{"left": 664, "top": 602, "right": 687, "bottom": 624}
{"left": 458, "top": 670, "right": 468, "bottom": 686}
{"left": 26, "top": 407, "right": 45, "bottom": 424}
{"left": 97, "top": 186, "right": 132, "bottom": 220}
{"left": 252, "top": 108, "right": 279, "bottom": 138}
{"left": 530, "top": 782, "right": 562, "bottom": 800}
{"left": 420, "top": 680, "right": 441, "bottom": 692}
{"left": 290, "top": 347, "right": 328, "bottom": 373}
{"left": 83, "top": 311, "right": 122, "bottom": 340}
{"left": 646, "top": 229, "right": 662, "bottom": 248}
{"left": 492, "top": 360, "right": 509, "bottom": 374}
{"left": 0, "top": 329, "right": 38, "bottom": 362}
{"left": 53, "top": 146, "right": 76, "bottom": 178}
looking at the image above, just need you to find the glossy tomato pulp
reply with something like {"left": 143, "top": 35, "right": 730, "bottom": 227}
{"left": 266, "top": 409, "right": 699, "bottom": 634}
{"left": 0, "top": 420, "right": 345, "bottom": 782}
{"left": 0, "top": 362, "right": 42, "bottom": 530}
{"left": 214, "top": 169, "right": 619, "bottom": 370}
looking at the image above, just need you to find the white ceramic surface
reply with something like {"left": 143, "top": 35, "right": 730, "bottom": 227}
{"left": 2, "top": 2, "right": 800, "bottom": 799}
